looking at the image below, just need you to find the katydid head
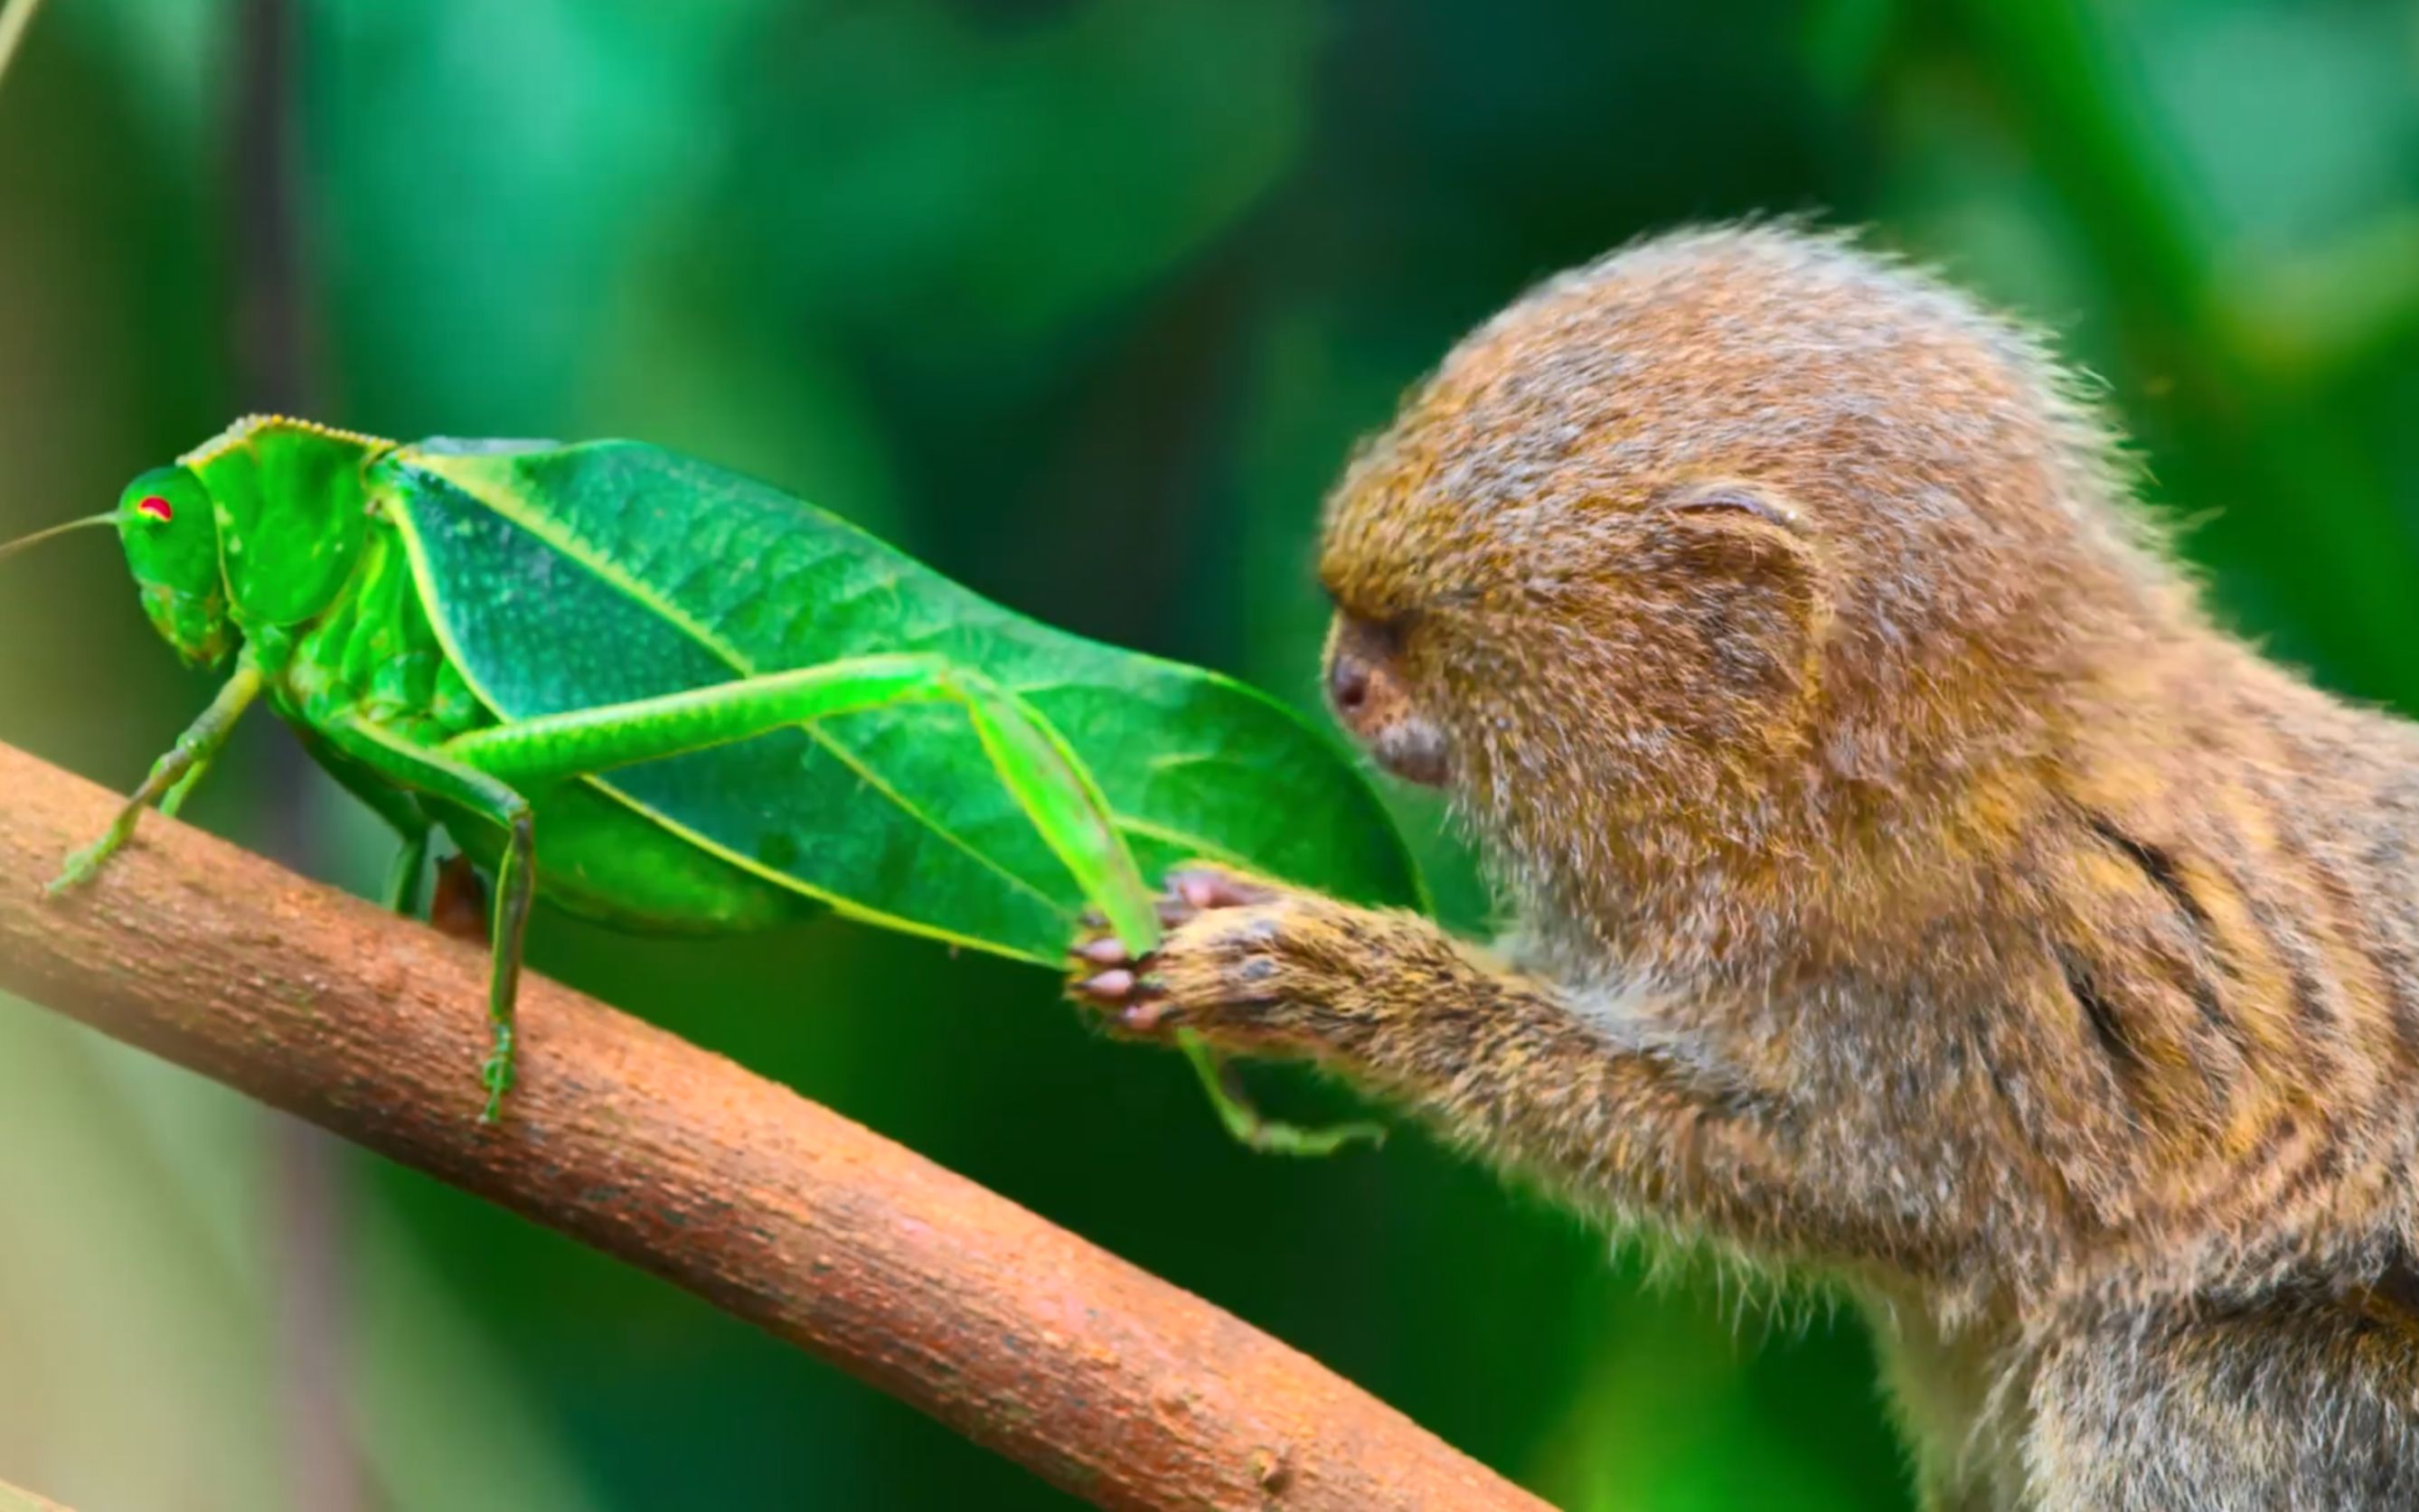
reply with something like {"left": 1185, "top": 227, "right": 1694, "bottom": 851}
{"left": 0, "top": 467, "right": 231, "bottom": 670}
{"left": 109, "top": 417, "right": 397, "bottom": 671}
{"left": 115, "top": 465, "right": 236, "bottom": 671}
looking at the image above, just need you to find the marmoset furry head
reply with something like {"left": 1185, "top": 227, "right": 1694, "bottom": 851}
{"left": 1317, "top": 223, "right": 2203, "bottom": 962}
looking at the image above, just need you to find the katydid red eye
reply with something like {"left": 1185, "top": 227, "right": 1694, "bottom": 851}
{"left": 136, "top": 495, "right": 174, "bottom": 522}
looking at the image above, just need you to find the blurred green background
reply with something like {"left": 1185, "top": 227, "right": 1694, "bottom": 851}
{"left": 4, "top": 1, "right": 2418, "bottom": 1507}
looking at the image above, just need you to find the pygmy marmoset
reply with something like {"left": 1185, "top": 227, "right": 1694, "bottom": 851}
{"left": 1076, "top": 224, "right": 2419, "bottom": 1510}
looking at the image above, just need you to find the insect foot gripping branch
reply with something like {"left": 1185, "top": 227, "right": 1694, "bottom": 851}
{"left": 1071, "top": 223, "right": 2419, "bottom": 1510}
{"left": 14, "top": 416, "right": 1418, "bottom": 1132}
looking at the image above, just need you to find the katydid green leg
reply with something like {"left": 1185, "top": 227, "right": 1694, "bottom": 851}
{"left": 321, "top": 655, "right": 1141, "bottom": 1121}
{"left": 382, "top": 826, "right": 433, "bottom": 916}
{"left": 440, "top": 653, "right": 1157, "bottom": 952}
{"left": 157, "top": 746, "right": 216, "bottom": 821}
{"left": 324, "top": 716, "right": 533, "bottom": 1123}
{"left": 50, "top": 653, "right": 267, "bottom": 894}
{"left": 443, "top": 653, "right": 972, "bottom": 781}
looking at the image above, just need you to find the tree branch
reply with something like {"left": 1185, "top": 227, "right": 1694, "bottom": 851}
{"left": 0, "top": 740, "right": 1550, "bottom": 1512}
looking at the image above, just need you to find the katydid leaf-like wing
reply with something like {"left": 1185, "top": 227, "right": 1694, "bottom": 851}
{"left": 377, "top": 440, "right": 1421, "bottom": 964}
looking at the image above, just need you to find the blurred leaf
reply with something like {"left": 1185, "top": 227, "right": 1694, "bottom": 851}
{"left": 307, "top": 0, "right": 775, "bottom": 428}
{"left": 725, "top": 0, "right": 1320, "bottom": 362}
{"left": 2132, "top": 1, "right": 2418, "bottom": 258}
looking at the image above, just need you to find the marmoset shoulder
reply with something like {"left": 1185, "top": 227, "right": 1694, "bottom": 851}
{"left": 1077, "top": 222, "right": 2419, "bottom": 1511}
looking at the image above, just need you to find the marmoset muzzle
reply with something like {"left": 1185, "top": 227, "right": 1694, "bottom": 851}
{"left": 1324, "top": 615, "right": 1450, "bottom": 787}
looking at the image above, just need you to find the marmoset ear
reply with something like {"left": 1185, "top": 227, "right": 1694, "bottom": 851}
{"left": 1649, "top": 480, "right": 1817, "bottom": 580}
{"left": 1642, "top": 480, "right": 1831, "bottom": 690}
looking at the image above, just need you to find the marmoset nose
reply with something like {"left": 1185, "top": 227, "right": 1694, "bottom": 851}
{"left": 1329, "top": 653, "right": 1372, "bottom": 718}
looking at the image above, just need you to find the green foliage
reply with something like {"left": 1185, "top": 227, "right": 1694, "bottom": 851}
{"left": 1, "top": 2, "right": 2415, "bottom": 1510}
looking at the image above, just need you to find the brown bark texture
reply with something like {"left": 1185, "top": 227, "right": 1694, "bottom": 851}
{"left": 0, "top": 740, "right": 1553, "bottom": 1512}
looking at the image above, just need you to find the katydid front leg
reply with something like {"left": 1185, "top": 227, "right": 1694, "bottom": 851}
{"left": 50, "top": 653, "right": 268, "bottom": 894}
{"left": 157, "top": 746, "right": 219, "bottom": 822}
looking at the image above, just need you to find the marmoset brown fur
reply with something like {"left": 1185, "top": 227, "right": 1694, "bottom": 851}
{"left": 1075, "top": 223, "right": 2419, "bottom": 1509}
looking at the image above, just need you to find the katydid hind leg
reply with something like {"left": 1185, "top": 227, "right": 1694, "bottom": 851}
{"left": 436, "top": 653, "right": 1149, "bottom": 942}
{"left": 382, "top": 826, "right": 433, "bottom": 916}
{"left": 50, "top": 656, "right": 267, "bottom": 894}
{"left": 481, "top": 804, "right": 535, "bottom": 1122}
{"left": 430, "top": 658, "right": 1162, "bottom": 1110}
{"left": 323, "top": 715, "right": 536, "bottom": 1122}
{"left": 435, "top": 653, "right": 955, "bottom": 784}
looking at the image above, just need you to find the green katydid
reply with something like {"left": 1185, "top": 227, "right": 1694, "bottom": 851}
{"left": 4, "top": 416, "right": 1417, "bottom": 1141}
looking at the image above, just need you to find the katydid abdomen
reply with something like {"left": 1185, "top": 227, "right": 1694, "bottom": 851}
{"left": 16, "top": 416, "right": 1419, "bottom": 1125}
